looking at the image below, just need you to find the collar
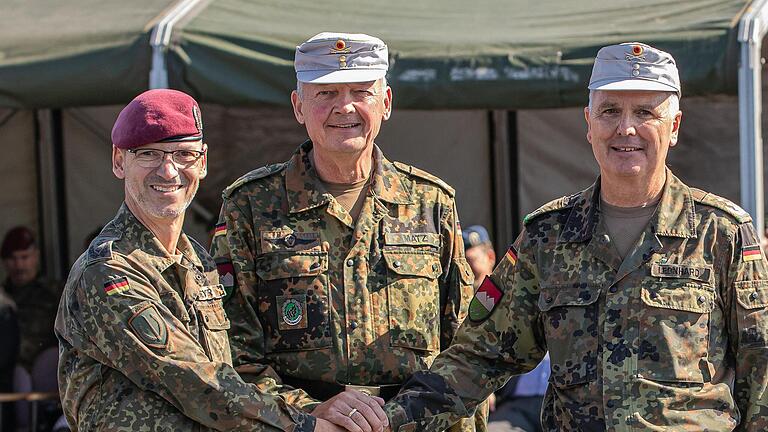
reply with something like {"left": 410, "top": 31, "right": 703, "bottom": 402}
{"left": 285, "top": 141, "right": 412, "bottom": 213}
{"left": 559, "top": 168, "right": 696, "bottom": 244}
{"left": 111, "top": 203, "right": 202, "bottom": 273}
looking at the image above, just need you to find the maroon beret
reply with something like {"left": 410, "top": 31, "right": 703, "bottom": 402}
{"left": 111, "top": 89, "right": 203, "bottom": 149}
{"left": 1, "top": 226, "right": 36, "bottom": 259}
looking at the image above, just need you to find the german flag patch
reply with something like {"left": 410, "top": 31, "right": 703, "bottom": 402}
{"left": 104, "top": 276, "right": 130, "bottom": 296}
{"left": 504, "top": 245, "right": 518, "bottom": 267}
{"left": 213, "top": 223, "right": 227, "bottom": 238}
{"left": 743, "top": 245, "right": 763, "bottom": 262}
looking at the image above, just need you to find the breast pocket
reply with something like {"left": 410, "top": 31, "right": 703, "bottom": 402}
{"left": 734, "top": 280, "right": 768, "bottom": 348}
{"left": 639, "top": 279, "right": 715, "bottom": 383}
{"left": 538, "top": 284, "right": 600, "bottom": 388}
{"left": 254, "top": 252, "right": 332, "bottom": 352}
{"left": 384, "top": 249, "right": 442, "bottom": 353}
{"left": 196, "top": 297, "right": 232, "bottom": 363}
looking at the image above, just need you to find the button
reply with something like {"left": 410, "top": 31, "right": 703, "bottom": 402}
{"left": 632, "top": 70, "right": 640, "bottom": 77}
{"left": 350, "top": 321, "right": 358, "bottom": 330}
{"left": 309, "top": 261, "right": 321, "bottom": 271}
{"left": 545, "top": 296, "right": 553, "bottom": 304}
{"left": 393, "top": 260, "right": 402, "bottom": 268}
{"left": 340, "top": 61, "right": 347, "bottom": 68}
{"left": 432, "top": 263, "right": 440, "bottom": 272}
{"left": 346, "top": 259, "right": 354, "bottom": 267}
{"left": 632, "top": 63, "right": 640, "bottom": 70}
{"left": 602, "top": 234, "right": 610, "bottom": 244}
{"left": 750, "top": 292, "right": 759, "bottom": 301}
{"left": 339, "top": 55, "right": 347, "bottom": 61}
{"left": 606, "top": 400, "right": 615, "bottom": 408}
{"left": 698, "top": 295, "right": 707, "bottom": 303}
{"left": 609, "top": 286, "right": 618, "bottom": 293}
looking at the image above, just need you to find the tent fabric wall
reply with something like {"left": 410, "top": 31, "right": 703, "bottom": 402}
{"left": 168, "top": 0, "right": 748, "bottom": 109}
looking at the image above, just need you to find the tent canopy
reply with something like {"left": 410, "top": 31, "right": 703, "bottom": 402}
{"left": 1, "top": 0, "right": 750, "bottom": 109}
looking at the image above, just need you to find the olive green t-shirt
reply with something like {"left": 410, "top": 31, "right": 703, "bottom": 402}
{"left": 321, "top": 177, "right": 370, "bottom": 221}
{"left": 601, "top": 197, "right": 660, "bottom": 260}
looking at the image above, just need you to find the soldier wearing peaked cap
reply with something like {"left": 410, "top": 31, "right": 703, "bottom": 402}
{"left": 383, "top": 42, "right": 768, "bottom": 431}
{"left": 211, "top": 32, "right": 487, "bottom": 432}
{"left": 55, "top": 89, "right": 326, "bottom": 431}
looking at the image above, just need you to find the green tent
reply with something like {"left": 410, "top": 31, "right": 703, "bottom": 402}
{"left": 0, "top": 0, "right": 751, "bottom": 109}
{"left": 168, "top": 0, "right": 748, "bottom": 109}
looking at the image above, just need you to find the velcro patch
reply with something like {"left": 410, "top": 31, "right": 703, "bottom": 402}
{"left": 129, "top": 303, "right": 168, "bottom": 349}
{"left": 104, "top": 276, "right": 130, "bottom": 296}
{"left": 216, "top": 260, "right": 235, "bottom": 295}
{"left": 384, "top": 232, "right": 440, "bottom": 247}
{"left": 469, "top": 276, "right": 503, "bottom": 322}
{"left": 650, "top": 263, "right": 712, "bottom": 283}
{"left": 197, "top": 284, "right": 226, "bottom": 301}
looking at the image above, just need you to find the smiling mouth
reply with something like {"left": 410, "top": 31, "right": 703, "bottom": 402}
{"left": 328, "top": 122, "right": 361, "bottom": 129}
{"left": 151, "top": 185, "right": 183, "bottom": 192}
{"left": 611, "top": 146, "right": 643, "bottom": 153}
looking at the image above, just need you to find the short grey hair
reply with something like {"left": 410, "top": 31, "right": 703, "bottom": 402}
{"left": 296, "top": 77, "right": 388, "bottom": 99}
{"left": 588, "top": 90, "right": 680, "bottom": 118}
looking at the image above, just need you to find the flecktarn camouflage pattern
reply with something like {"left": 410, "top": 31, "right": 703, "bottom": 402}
{"left": 211, "top": 140, "right": 487, "bottom": 430}
{"left": 385, "top": 170, "right": 768, "bottom": 431}
{"left": 55, "top": 204, "right": 316, "bottom": 431}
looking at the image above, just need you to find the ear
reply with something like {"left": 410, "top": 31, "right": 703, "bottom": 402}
{"left": 669, "top": 110, "right": 683, "bottom": 147}
{"left": 199, "top": 144, "right": 208, "bottom": 179}
{"left": 584, "top": 107, "right": 593, "bottom": 143}
{"left": 487, "top": 247, "right": 496, "bottom": 264}
{"left": 291, "top": 90, "right": 305, "bottom": 124}
{"left": 382, "top": 86, "right": 393, "bottom": 121}
{"left": 112, "top": 147, "right": 126, "bottom": 179}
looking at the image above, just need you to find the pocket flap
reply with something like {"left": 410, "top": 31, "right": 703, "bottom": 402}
{"left": 538, "top": 285, "right": 600, "bottom": 311}
{"left": 198, "top": 301, "right": 231, "bottom": 331}
{"left": 383, "top": 250, "right": 442, "bottom": 279}
{"left": 255, "top": 253, "right": 328, "bottom": 281}
{"left": 735, "top": 280, "right": 768, "bottom": 309}
{"left": 641, "top": 280, "right": 715, "bottom": 313}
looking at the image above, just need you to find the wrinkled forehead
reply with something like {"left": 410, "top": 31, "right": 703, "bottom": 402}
{"left": 592, "top": 89, "right": 673, "bottom": 108}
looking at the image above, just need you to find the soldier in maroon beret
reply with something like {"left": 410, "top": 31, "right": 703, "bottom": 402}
{"left": 56, "top": 89, "right": 324, "bottom": 431}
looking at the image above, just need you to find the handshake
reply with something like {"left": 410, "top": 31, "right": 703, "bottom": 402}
{"left": 312, "top": 389, "right": 391, "bottom": 432}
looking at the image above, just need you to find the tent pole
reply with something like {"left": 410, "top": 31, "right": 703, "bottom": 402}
{"left": 491, "top": 110, "right": 518, "bottom": 253}
{"left": 739, "top": 0, "right": 768, "bottom": 236}
{"left": 149, "top": 0, "right": 203, "bottom": 89}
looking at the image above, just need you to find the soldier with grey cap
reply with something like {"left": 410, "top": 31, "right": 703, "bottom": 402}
{"left": 382, "top": 42, "right": 768, "bottom": 431}
{"left": 212, "top": 32, "right": 486, "bottom": 432}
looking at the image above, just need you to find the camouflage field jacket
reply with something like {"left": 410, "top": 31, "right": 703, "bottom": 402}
{"left": 386, "top": 171, "right": 768, "bottom": 431}
{"left": 212, "top": 141, "right": 486, "bottom": 430}
{"left": 56, "top": 204, "right": 314, "bottom": 431}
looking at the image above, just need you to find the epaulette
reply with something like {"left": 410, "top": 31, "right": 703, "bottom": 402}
{"left": 86, "top": 234, "right": 120, "bottom": 262}
{"left": 393, "top": 161, "right": 455, "bottom": 197}
{"left": 223, "top": 163, "right": 286, "bottom": 198}
{"left": 691, "top": 188, "right": 752, "bottom": 224}
{"left": 523, "top": 193, "right": 578, "bottom": 225}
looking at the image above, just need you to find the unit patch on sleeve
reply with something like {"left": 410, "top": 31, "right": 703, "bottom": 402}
{"left": 128, "top": 303, "right": 168, "bottom": 349}
{"left": 468, "top": 276, "right": 503, "bottom": 322}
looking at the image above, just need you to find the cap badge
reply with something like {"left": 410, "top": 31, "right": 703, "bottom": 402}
{"left": 331, "top": 39, "right": 350, "bottom": 54}
{"left": 468, "top": 231, "right": 480, "bottom": 245}
{"left": 192, "top": 106, "right": 203, "bottom": 133}
{"left": 625, "top": 44, "right": 646, "bottom": 61}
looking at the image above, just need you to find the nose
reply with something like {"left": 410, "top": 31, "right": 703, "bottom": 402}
{"left": 616, "top": 113, "right": 637, "bottom": 136}
{"left": 333, "top": 91, "right": 355, "bottom": 114}
{"left": 155, "top": 153, "right": 180, "bottom": 179}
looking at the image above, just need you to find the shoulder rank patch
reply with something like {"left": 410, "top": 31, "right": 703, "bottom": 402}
{"left": 129, "top": 303, "right": 168, "bottom": 349}
{"left": 104, "top": 276, "right": 130, "bottom": 296}
{"left": 469, "top": 276, "right": 503, "bottom": 322}
{"left": 393, "top": 161, "right": 455, "bottom": 197}
{"left": 223, "top": 163, "right": 286, "bottom": 198}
